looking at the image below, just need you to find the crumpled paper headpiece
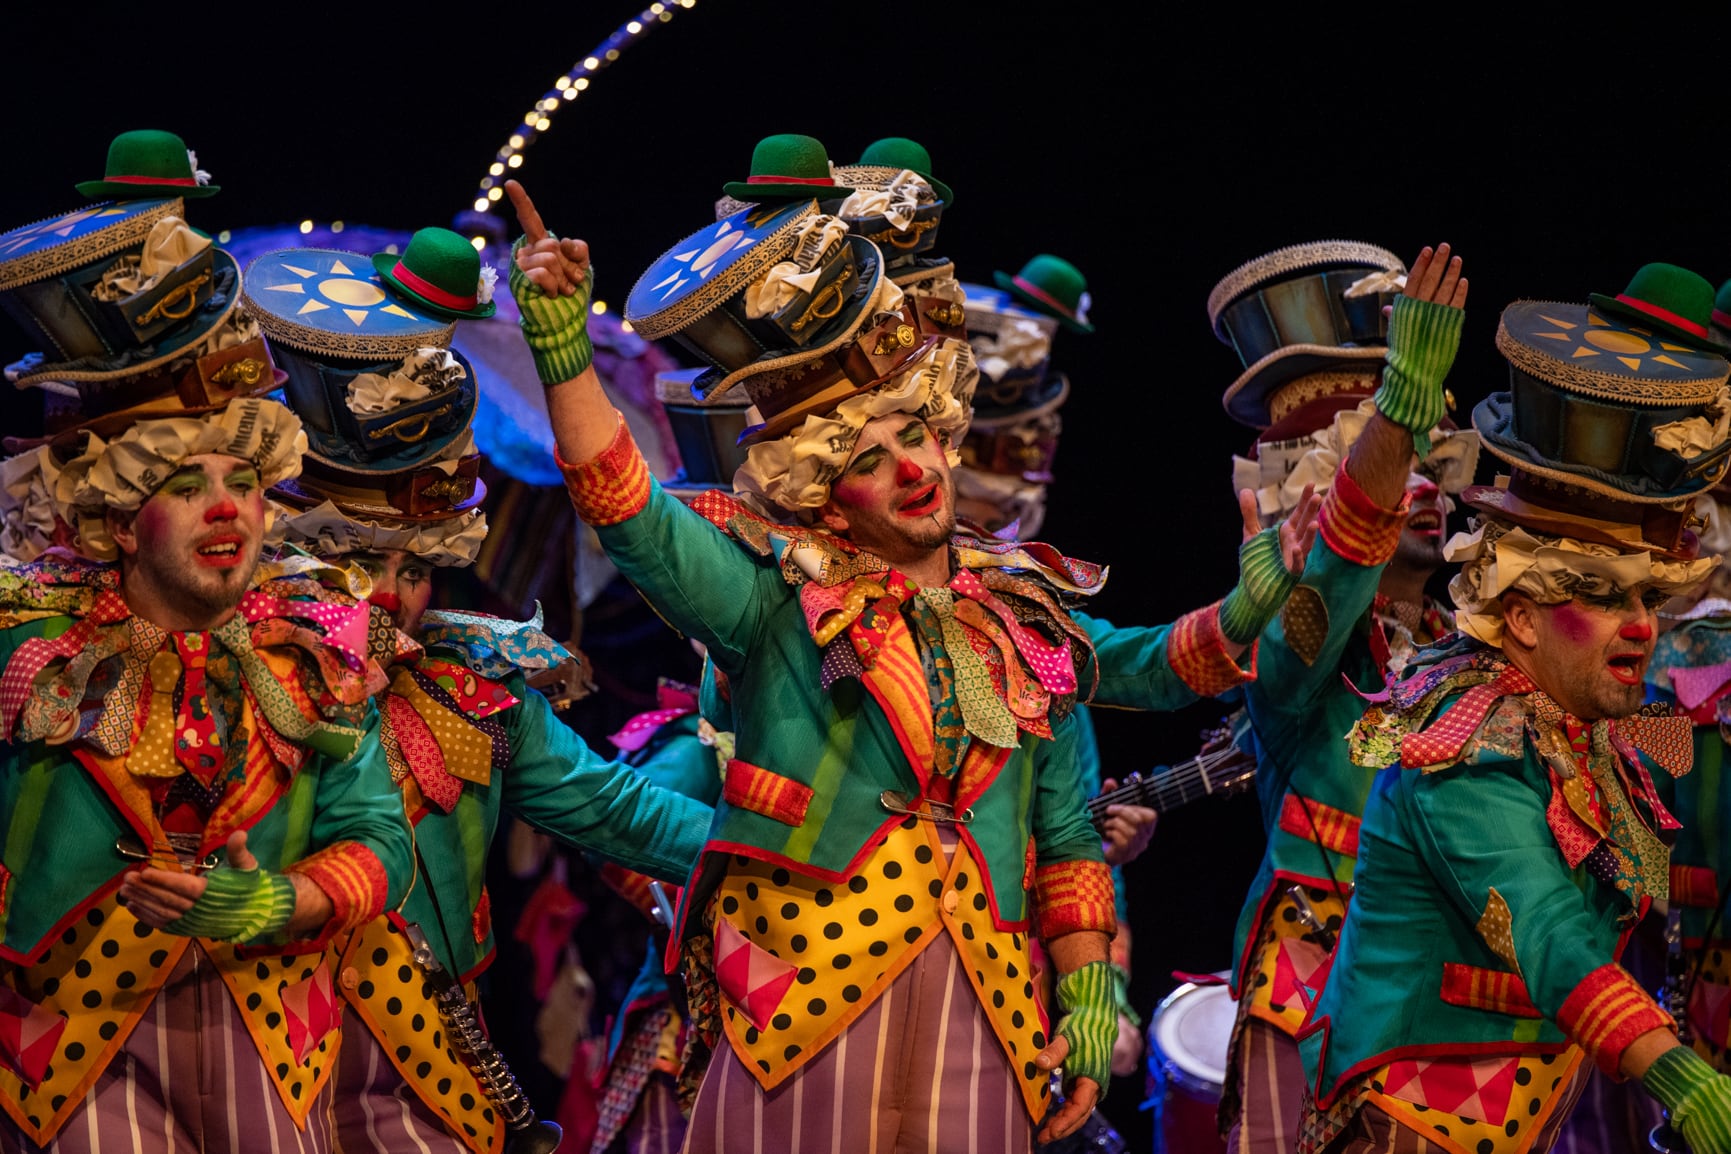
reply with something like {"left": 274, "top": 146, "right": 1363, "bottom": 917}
{"left": 0, "top": 446, "right": 66, "bottom": 563}
{"left": 733, "top": 336, "right": 975, "bottom": 511}
{"left": 53, "top": 397, "right": 307, "bottom": 562}
{"left": 1445, "top": 515, "right": 1718, "bottom": 646}
{"left": 272, "top": 500, "right": 488, "bottom": 568}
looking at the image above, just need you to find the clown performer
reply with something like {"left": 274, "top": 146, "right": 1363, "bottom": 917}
{"left": 245, "top": 230, "right": 716, "bottom": 1154}
{"left": 501, "top": 156, "right": 1330, "bottom": 1148}
{"left": 0, "top": 194, "right": 412, "bottom": 1151}
{"left": 1297, "top": 292, "right": 1731, "bottom": 1154}
{"left": 1165, "top": 239, "right": 1475, "bottom": 1152}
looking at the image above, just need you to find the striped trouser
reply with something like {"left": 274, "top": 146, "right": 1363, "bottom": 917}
{"left": 0, "top": 947, "right": 336, "bottom": 1154}
{"left": 330, "top": 1026, "right": 470, "bottom": 1153}
{"left": 1224, "top": 1017, "right": 1306, "bottom": 1153}
{"left": 680, "top": 936, "right": 1034, "bottom": 1154}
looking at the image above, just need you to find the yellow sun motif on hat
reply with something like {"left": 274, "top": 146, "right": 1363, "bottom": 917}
{"left": 1532, "top": 311, "right": 1695, "bottom": 372}
{"left": 261, "top": 253, "right": 420, "bottom": 328}
{"left": 0, "top": 206, "right": 138, "bottom": 258}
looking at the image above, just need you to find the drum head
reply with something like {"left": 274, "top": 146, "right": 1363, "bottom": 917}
{"left": 1150, "top": 981, "right": 1235, "bottom": 1095}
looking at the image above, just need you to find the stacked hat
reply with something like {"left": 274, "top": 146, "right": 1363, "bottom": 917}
{"left": 1448, "top": 274, "right": 1731, "bottom": 643}
{"left": 831, "top": 137, "right": 967, "bottom": 353}
{"left": 1202, "top": 240, "right": 1481, "bottom": 526}
{"left": 653, "top": 365, "right": 753, "bottom": 502}
{"left": 0, "top": 138, "right": 302, "bottom": 562}
{"left": 1712, "top": 276, "right": 1731, "bottom": 350}
{"left": 242, "top": 241, "right": 488, "bottom": 567}
{"left": 627, "top": 143, "right": 977, "bottom": 513}
{"left": 1209, "top": 239, "right": 1406, "bottom": 430}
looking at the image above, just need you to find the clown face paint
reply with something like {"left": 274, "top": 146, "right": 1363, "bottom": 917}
{"left": 1524, "top": 589, "right": 1664, "bottom": 720}
{"left": 114, "top": 454, "right": 264, "bottom": 630}
{"left": 1394, "top": 471, "right": 1447, "bottom": 572}
{"left": 344, "top": 548, "right": 435, "bottom": 633}
{"left": 822, "top": 415, "right": 955, "bottom": 574}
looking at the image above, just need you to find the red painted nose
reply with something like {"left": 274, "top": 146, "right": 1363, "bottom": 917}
{"left": 205, "top": 498, "right": 238, "bottom": 522}
{"left": 369, "top": 592, "right": 402, "bottom": 612}
{"left": 895, "top": 455, "right": 923, "bottom": 484}
{"left": 1619, "top": 619, "right": 1653, "bottom": 642}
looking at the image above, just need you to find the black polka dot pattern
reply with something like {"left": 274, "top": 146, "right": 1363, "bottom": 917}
{"left": 338, "top": 917, "right": 497, "bottom": 1145}
{"left": 710, "top": 815, "right": 1051, "bottom": 1120}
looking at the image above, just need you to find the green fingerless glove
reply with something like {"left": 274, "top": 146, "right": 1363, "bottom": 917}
{"left": 1372, "top": 294, "right": 1465, "bottom": 456}
{"left": 510, "top": 236, "right": 594, "bottom": 386}
{"left": 1054, "top": 959, "right": 1117, "bottom": 1098}
{"left": 1642, "top": 1044, "right": 1731, "bottom": 1153}
{"left": 1218, "top": 525, "right": 1297, "bottom": 646}
{"left": 1111, "top": 964, "right": 1141, "bottom": 1029}
{"left": 165, "top": 863, "right": 297, "bottom": 943}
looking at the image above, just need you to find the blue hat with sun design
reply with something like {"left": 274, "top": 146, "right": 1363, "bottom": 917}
{"left": 1468, "top": 297, "right": 1731, "bottom": 556}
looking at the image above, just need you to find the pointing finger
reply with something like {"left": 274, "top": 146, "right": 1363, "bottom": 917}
{"left": 505, "top": 180, "right": 549, "bottom": 245}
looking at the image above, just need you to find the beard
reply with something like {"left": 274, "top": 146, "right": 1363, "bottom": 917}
{"left": 841, "top": 475, "right": 957, "bottom": 563}
{"left": 1392, "top": 526, "right": 1445, "bottom": 572}
{"left": 128, "top": 537, "right": 260, "bottom": 621}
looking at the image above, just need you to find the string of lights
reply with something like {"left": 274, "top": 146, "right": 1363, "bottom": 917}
{"left": 471, "top": 1, "right": 698, "bottom": 217}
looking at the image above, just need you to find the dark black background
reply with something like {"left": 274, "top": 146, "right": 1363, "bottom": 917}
{"left": 5, "top": 5, "right": 1731, "bottom": 1143}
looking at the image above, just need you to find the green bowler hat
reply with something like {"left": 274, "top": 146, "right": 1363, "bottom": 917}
{"left": 75, "top": 129, "right": 220, "bottom": 199}
{"left": 721, "top": 134, "right": 853, "bottom": 201}
{"left": 1588, "top": 262, "right": 1718, "bottom": 350}
{"left": 995, "top": 254, "right": 1093, "bottom": 334}
{"left": 856, "top": 137, "right": 953, "bottom": 205}
{"left": 373, "top": 227, "right": 497, "bottom": 320}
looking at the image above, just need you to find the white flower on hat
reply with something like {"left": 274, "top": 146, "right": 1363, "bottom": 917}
{"left": 1074, "top": 291, "right": 1092, "bottom": 325}
{"left": 478, "top": 264, "right": 499, "bottom": 305}
{"left": 187, "top": 149, "right": 212, "bottom": 187}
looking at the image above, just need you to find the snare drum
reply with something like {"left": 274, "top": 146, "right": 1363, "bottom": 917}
{"left": 1148, "top": 979, "right": 1234, "bottom": 1154}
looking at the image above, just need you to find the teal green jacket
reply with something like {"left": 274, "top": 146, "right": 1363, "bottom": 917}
{"left": 1299, "top": 666, "right": 1672, "bottom": 1104}
{"left": 397, "top": 662, "right": 714, "bottom": 980}
{"left": 593, "top": 480, "right": 1105, "bottom": 934}
{"left": 0, "top": 614, "right": 413, "bottom": 963}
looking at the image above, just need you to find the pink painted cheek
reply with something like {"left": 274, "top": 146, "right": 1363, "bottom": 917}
{"left": 1549, "top": 602, "right": 1598, "bottom": 646}
{"left": 129, "top": 500, "right": 172, "bottom": 549}
{"left": 830, "top": 478, "right": 870, "bottom": 508}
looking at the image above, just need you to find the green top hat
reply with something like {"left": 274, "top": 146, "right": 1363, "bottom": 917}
{"left": 855, "top": 137, "right": 953, "bottom": 205}
{"left": 994, "top": 254, "right": 1093, "bottom": 334}
{"left": 721, "top": 134, "right": 853, "bottom": 201}
{"left": 75, "top": 130, "right": 219, "bottom": 200}
{"left": 1588, "top": 262, "right": 1718, "bottom": 350}
{"left": 373, "top": 227, "right": 497, "bottom": 320}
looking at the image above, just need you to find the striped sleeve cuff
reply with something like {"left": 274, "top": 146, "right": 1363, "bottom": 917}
{"left": 1672, "top": 864, "right": 1720, "bottom": 909}
{"left": 553, "top": 411, "right": 653, "bottom": 526}
{"left": 283, "top": 841, "right": 389, "bottom": 940}
{"left": 1557, "top": 962, "right": 1674, "bottom": 1077}
{"left": 1319, "top": 463, "right": 1410, "bottom": 567}
{"left": 1034, "top": 858, "right": 1119, "bottom": 939}
{"left": 1168, "top": 602, "right": 1256, "bottom": 697}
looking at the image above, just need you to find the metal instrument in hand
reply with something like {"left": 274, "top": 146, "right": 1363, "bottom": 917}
{"left": 1650, "top": 905, "right": 1694, "bottom": 1154}
{"left": 115, "top": 832, "right": 221, "bottom": 874}
{"left": 403, "top": 923, "right": 563, "bottom": 1154}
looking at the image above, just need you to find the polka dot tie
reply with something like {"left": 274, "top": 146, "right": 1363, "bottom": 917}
{"left": 129, "top": 648, "right": 185, "bottom": 779}
{"left": 171, "top": 633, "right": 220, "bottom": 782}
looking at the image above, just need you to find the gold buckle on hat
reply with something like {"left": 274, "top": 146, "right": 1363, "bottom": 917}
{"left": 879, "top": 789, "right": 973, "bottom": 825}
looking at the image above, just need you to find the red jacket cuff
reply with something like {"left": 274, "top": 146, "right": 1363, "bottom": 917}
{"left": 553, "top": 411, "right": 653, "bottom": 526}
{"left": 1557, "top": 962, "right": 1673, "bottom": 1078}
{"left": 1320, "top": 463, "right": 1410, "bottom": 567}
{"left": 283, "top": 841, "right": 389, "bottom": 946}
{"left": 1169, "top": 602, "right": 1256, "bottom": 697}
{"left": 1033, "top": 859, "right": 1118, "bottom": 940}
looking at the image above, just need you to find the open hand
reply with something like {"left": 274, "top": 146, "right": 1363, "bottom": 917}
{"left": 1401, "top": 243, "right": 1468, "bottom": 310}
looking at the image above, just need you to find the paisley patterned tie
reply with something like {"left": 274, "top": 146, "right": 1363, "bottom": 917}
{"left": 172, "top": 632, "right": 221, "bottom": 781}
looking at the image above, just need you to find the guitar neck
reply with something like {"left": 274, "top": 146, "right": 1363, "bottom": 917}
{"left": 1086, "top": 747, "right": 1255, "bottom": 829}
